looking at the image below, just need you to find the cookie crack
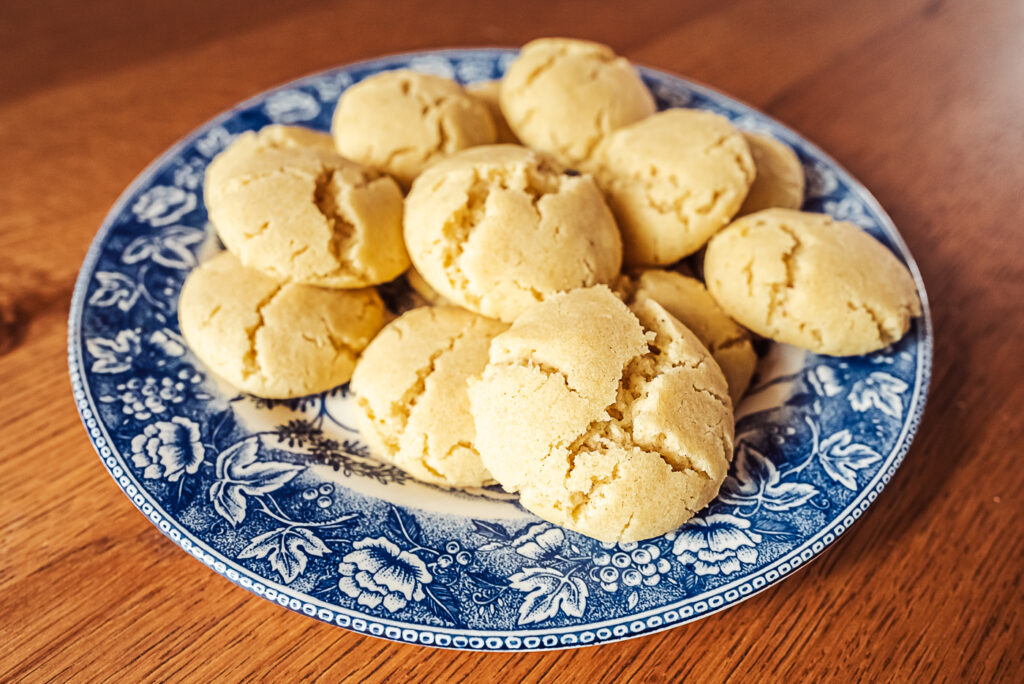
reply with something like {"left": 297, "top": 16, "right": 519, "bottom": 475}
{"left": 312, "top": 167, "right": 357, "bottom": 273}
{"left": 765, "top": 223, "right": 802, "bottom": 327}
{"left": 241, "top": 283, "right": 286, "bottom": 380}
{"left": 847, "top": 299, "right": 895, "bottom": 346}
{"left": 438, "top": 164, "right": 563, "bottom": 306}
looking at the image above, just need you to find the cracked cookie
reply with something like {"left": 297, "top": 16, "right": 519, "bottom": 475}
{"left": 468, "top": 286, "right": 734, "bottom": 542}
{"left": 618, "top": 269, "right": 757, "bottom": 405}
{"left": 705, "top": 209, "right": 921, "bottom": 355}
{"left": 332, "top": 70, "right": 497, "bottom": 188}
{"left": 499, "top": 38, "right": 655, "bottom": 168}
{"left": 351, "top": 306, "right": 507, "bottom": 487}
{"left": 466, "top": 80, "right": 519, "bottom": 144}
{"left": 737, "top": 132, "right": 805, "bottom": 215}
{"left": 178, "top": 251, "right": 386, "bottom": 399}
{"left": 403, "top": 145, "right": 623, "bottom": 322}
{"left": 590, "top": 108, "right": 756, "bottom": 266}
{"left": 205, "top": 125, "right": 408, "bottom": 289}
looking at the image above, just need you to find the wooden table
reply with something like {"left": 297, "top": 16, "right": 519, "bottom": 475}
{"left": 3, "top": 0, "right": 1022, "bottom": 680}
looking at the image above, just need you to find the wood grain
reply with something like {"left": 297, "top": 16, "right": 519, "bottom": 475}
{"left": 2, "top": 0, "right": 1022, "bottom": 680}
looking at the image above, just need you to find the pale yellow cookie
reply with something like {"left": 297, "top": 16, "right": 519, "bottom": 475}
{"left": 500, "top": 38, "right": 655, "bottom": 167}
{"left": 704, "top": 209, "right": 921, "bottom": 355}
{"left": 332, "top": 70, "right": 497, "bottom": 188}
{"left": 590, "top": 109, "right": 756, "bottom": 266}
{"left": 469, "top": 286, "right": 734, "bottom": 542}
{"left": 204, "top": 125, "right": 408, "bottom": 289}
{"left": 403, "top": 145, "right": 623, "bottom": 322}
{"left": 178, "top": 251, "right": 386, "bottom": 398}
{"left": 619, "top": 270, "right": 757, "bottom": 404}
{"left": 466, "top": 80, "right": 519, "bottom": 144}
{"left": 738, "top": 132, "right": 805, "bottom": 215}
{"left": 351, "top": 307, "right": 507, "bottom": 487}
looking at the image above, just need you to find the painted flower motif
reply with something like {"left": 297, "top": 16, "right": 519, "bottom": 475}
{"left": 513, "top": 524, "right": 565, "bottom": 561}
{"left": 122, "top": 225, "right": 204, "bottom": 270}
{"left": 455, "top": 59, "right": 494, "bottom": 84}
{"left": 848, "top": 372, "right": 907, "bottom": 419}
{"left": 822, "top": 196, "right": 877, "bottom": 229}
{"left": 173, "top": 158, "right": 206, "bottom": 190}
{"left": 88, "top": 272, "right": 139, "bottom": 311}
{"left": 407, "top": 55, "right": 455, "bottom": 78}
{"left": 86, "top": 329, "right": 141, "bottom": 373}
{"left": 807, "top": 364, "right": 843, "bottom": 397}
{"left": 591, "top": 541, "right": 672, "bottom": 592}
{"left": 804, "top": 158, "right": 839, "bottom": 199}
{"left": 337, "top": 537, "right": 433, "bottom": 612}
{"left": 130, "top": 417, "right": 205, "bottom": 482}
{"left": 672, "top": 514, "right": 762, "bottom": 576}
{"left": 263, "top": 89, "right": 321, "bottom": 123}
{"left": 310, "top": 72, "right": 353, "bottom": 102}
{"left": 196, "top": 126, "right": 236, "bottom": 157}
{"left": 131, "top": 186, "right": 197, "bottom": 227}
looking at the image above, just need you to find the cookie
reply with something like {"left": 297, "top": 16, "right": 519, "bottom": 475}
{"left": 466, "top": 80, "right": 519, "bottom": 144}
{"left": 619, "top": 269, "right": 757, "bottom": 404}
{"left": 738, "top": 132, "right": 805, "bottom": 215}
{"left": 204, "top": 125, "right": 408, "bottom": 289}
{"left": 469, "top": 286, "right": 734, "bottom": 542}
{"left": 332, "top": 70, "right": 497, "bottom": 188}
{"left": 500, "top": 38, "right": 655, "bottom": 167}
{"left": 590, "top": 109, "right": 756, "bottom": 266}
{"left": 178, "top": 251, "right": 386, "bottom": 398}
{"left": 704, "top": 209, "right": 921, "bottom": 355}
{"left": 403, "top": 145, "right": 623, "bottom": 322}
{"left": 351, "top": 307, "right": 507, "bottom": 487}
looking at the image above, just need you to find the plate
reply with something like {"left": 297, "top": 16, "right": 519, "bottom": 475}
{"left": 69, "top": 48, "right": 932, "bottom": 651}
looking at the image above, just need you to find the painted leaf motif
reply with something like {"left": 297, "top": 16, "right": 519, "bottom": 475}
{"left": 423, "top": 583, "right": 459, "bottom": 623}
{"left": 151, "top": 226, "right": 204, "bottom": 269}
{"left": 89, "top": 272, "right": 139, "bottom": 311}
{"left": 238, "top": 527, "right": 330, "bottom": 583}
{"left": 209, "top": 437, "right": 303, "bottom": 525}
{"left": 818, "top": 430, "right": 882, "bottom": 490}
{"left": 508, "top": 567, "right": 588, "bottom": 626}
{"left": 386, "top": 506, "right": 423, "bottom": 546}
{"left": 85, "top": 330, "right": 140, "bottom": 373}
{"left": 720, "top": 443, "right": 818, "bottom": 512}
{"left": 848, "top": 372, "right": 907, "bottom": 419}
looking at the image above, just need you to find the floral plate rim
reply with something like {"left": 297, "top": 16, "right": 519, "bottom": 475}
{"left": 68, "top": 47, "right": 933, "bottom": 651}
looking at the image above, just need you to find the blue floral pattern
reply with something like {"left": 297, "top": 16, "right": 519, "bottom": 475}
{"left": 68, "top": 49, "right": 932, "bottom": 651}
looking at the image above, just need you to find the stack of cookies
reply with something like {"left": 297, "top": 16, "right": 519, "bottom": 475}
{"left": 179, "top": 38, "right": 920, "bottom": 542}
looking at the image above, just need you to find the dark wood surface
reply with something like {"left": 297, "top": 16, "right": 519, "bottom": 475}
{"left": 2, "top": 0, "right": 1022, "bottom": 680}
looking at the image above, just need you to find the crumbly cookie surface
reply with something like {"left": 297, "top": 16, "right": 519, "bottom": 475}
{"left": 466, "top": 80, "right": 519, "bottom": 144}
{"left": 738, "top": 132, "right": 805, "bottom": 215}
{"left": 499, "top": 38, "right": 655, "bottom": 167}
{"left": 403, "top": 145, "right": 622, "bottom": 322}
{"left": 332, "top": 70, "right": 496, "bottom": 188}
{"left": 469, "top": 286, "right": 734, "bottom": 542}
{"left": 705, "top": 209, "right": 921, "bottom": 355}
{"left": 351, "top": 307, "right": 506, "bottom": 487}
{"left": 204, "top": 125, "right": 408, "bottom": 288}
{"left": 590, "top": 109, "right": 755, "bottom": 266}
{"left": 178, "top": 251, "right": 386, "bottom": 398}
{"left": 619, "top": 269, "right": 757, "bottom": 405}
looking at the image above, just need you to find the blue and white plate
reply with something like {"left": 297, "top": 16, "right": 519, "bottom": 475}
{"left": 69, "top": 49, "right": 932, "bottom": 651}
